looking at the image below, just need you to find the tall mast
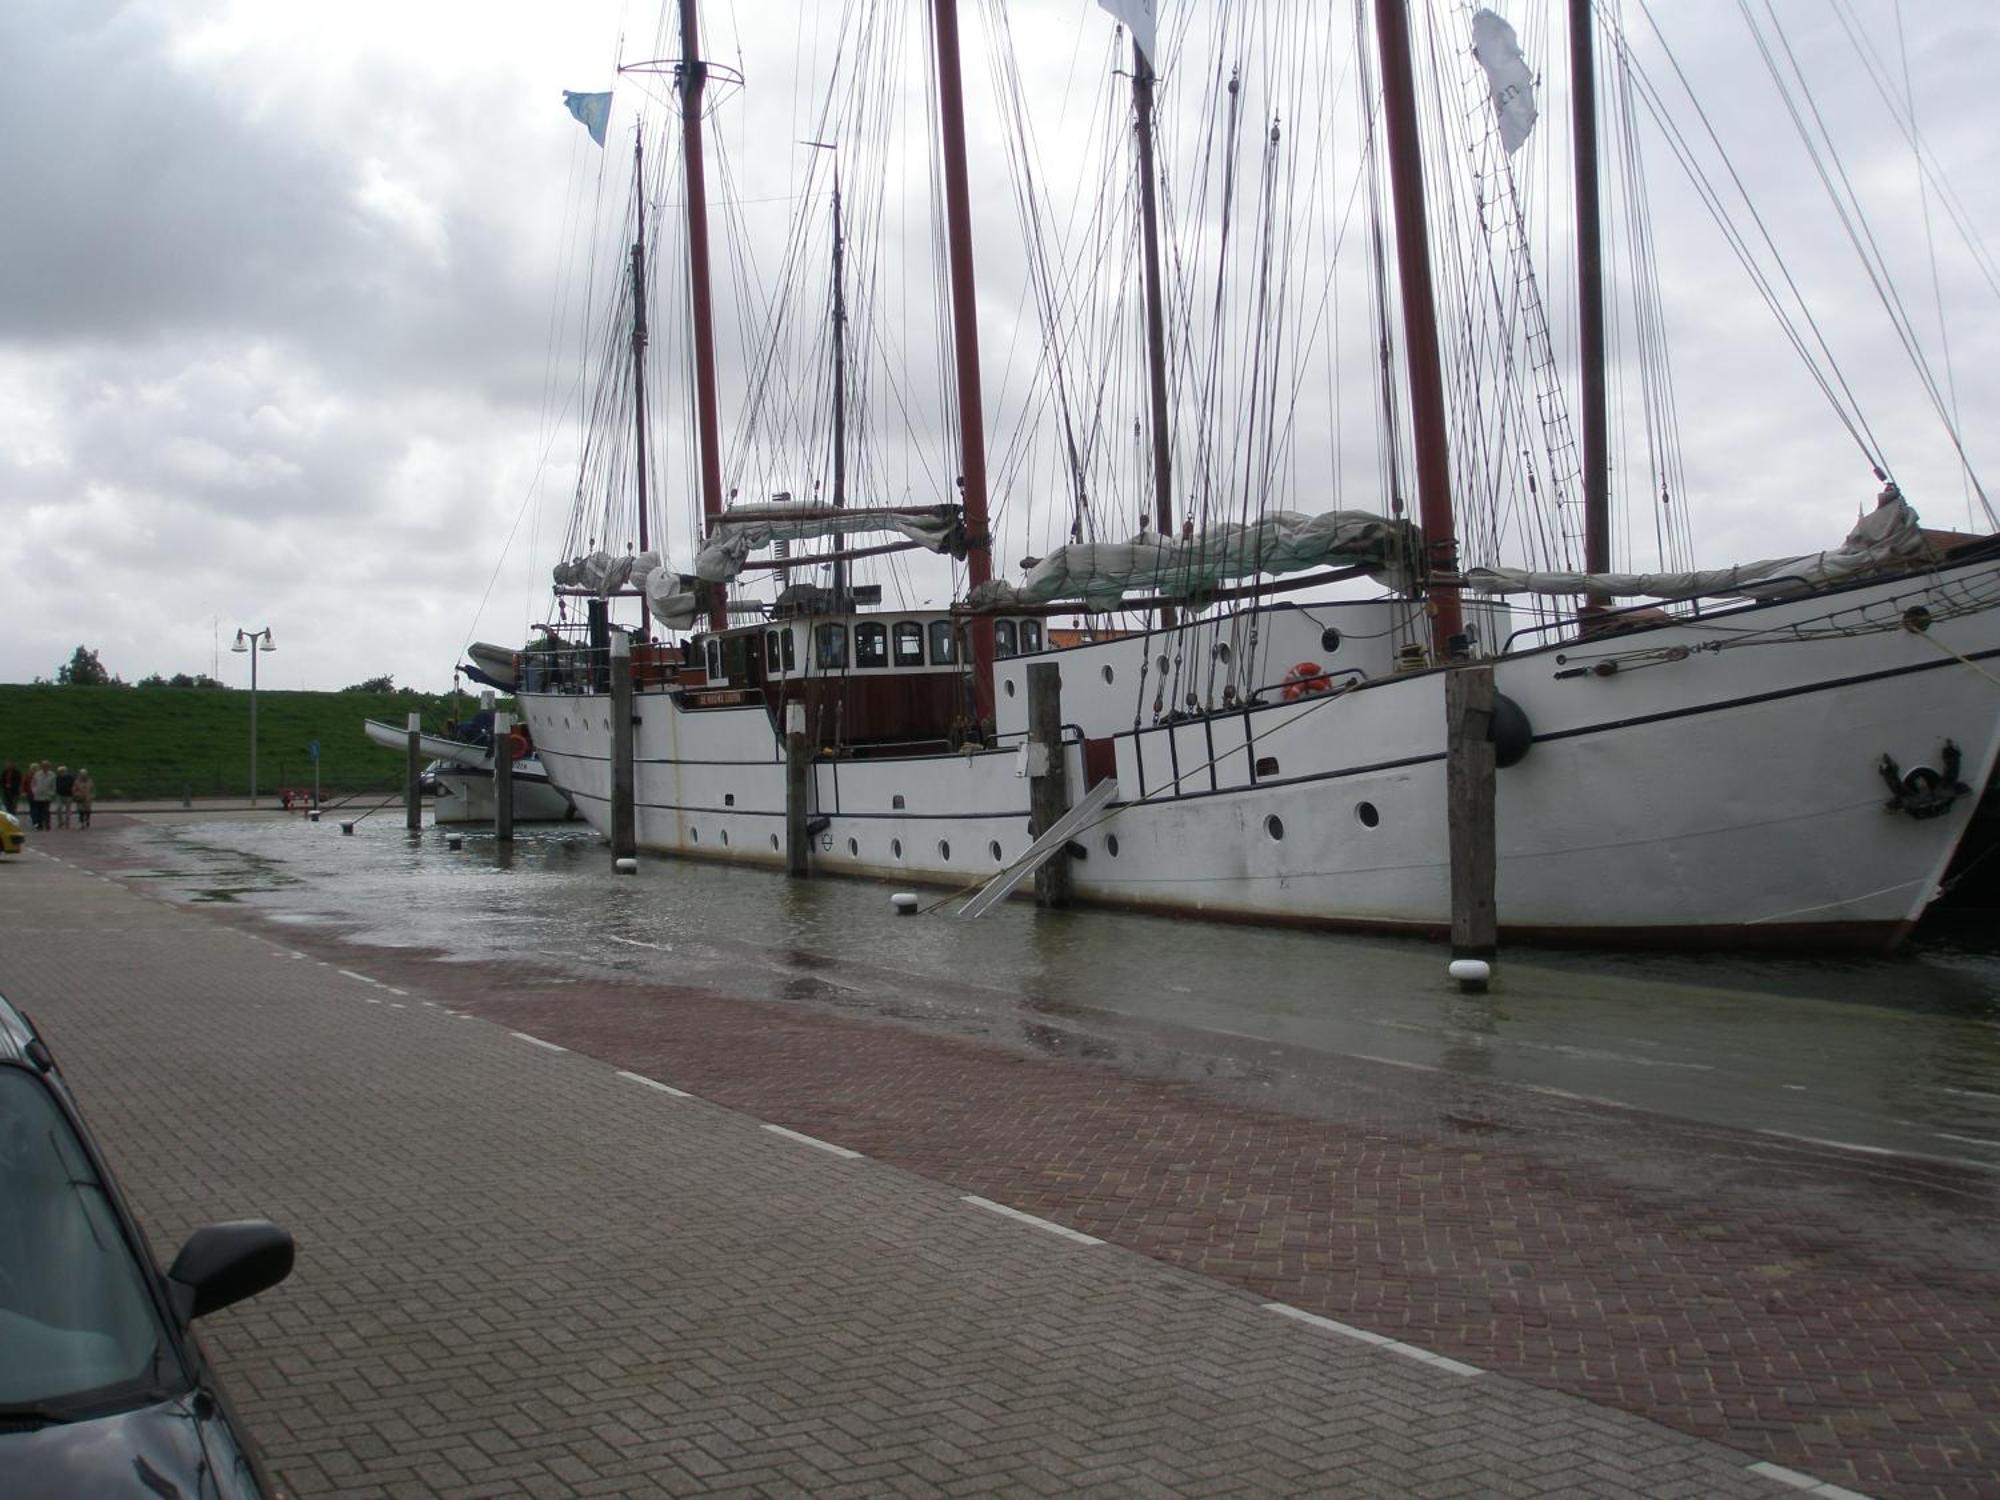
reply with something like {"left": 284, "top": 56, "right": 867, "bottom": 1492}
{"left": 1131, "top": 35, "right": 1177, "bottom": 632}
{"left": 831, "top": 169, "right": 848, "bottom": 609}
{"left": 629, "top": 138, "right": 651, "bottom": 558}
{"left": 1570, "top": 0, "right": 1610, "bottom": 579}
{"left": 1371, "top": 0, "right": 1464, "bottom": 657}
{"left": 677, "top": 0, "right": 727, "bottom": 632}
{"left": 931, "top": 0, "right": 995, "bottom": 726}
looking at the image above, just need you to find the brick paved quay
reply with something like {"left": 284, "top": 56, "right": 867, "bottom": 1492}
{"left": 7, "top": 830, "right": 1995, "bottom": 1498}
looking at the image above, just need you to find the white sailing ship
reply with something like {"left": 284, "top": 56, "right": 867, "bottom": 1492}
{"left": 500, "top": 1, "right": 2000, "bottom": 952}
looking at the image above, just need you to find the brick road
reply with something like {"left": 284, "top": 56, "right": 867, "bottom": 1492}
{"left": 4, "top": 832, "right": 1983, "bottom": 1497}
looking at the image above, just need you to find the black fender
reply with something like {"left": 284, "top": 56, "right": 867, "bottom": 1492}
{"left": 1490, "top": 691, "right": 1533, "bottom": 769}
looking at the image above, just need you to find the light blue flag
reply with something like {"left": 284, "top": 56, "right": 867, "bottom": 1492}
{"left": 562, "top": 90, "right": 612, "bottom": 148}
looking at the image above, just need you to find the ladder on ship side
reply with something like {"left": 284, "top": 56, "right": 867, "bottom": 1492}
{"left": 956, "top": 778, "right": 1122, "bottom": 920}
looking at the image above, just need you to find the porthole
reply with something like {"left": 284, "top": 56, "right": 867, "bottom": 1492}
{"left": 724, "top": 793, "right": 735, "bottom": 807}
{"left": 847, "top": 837, "right": 859, "bottom": 857}
{"left": 938, "top": 840, "right": 952, "bottom": 862}
{"left": 1102, "top": 665, "right": 1115, "bottom": 685}
{"left": 989, "top": 840, "right": 1004, "bottom": 863}
{"left": 720, "top": 830, "right": 730, "bottom": 847}
{"left": 1105, "top": 834, "right": 1120, "bottom": 857}
{"left": 892, "top": 794, "right": 906, "bottom": 810}
{"left": 1213, "top": 641, "right": 1233, "bottom": 665}
{"left": 1004, "top": 678, "right": 1017, "bottom": 698}
{"left": 1356, "top": 801, "right": 1379, "bottom": 828}
{"left": 1156, "top": 655, "right": 1170, "bottom": 676}
{"left": 1320, "top": 627, "right": 1343, "bottom": 654}
{"left": 770, "top": 834, "right": 780, "bottom": 852}
{"left": 690, "top": 828, "right": 699, "bottom": 844}
{"left": 1265, "top": 815, "right": 1285, "bottom": 841}
{"left": 892, "top": 838, "right": 903, "bottom": 859}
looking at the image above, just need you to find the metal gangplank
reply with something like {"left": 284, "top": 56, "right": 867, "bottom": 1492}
{"left": 956, "top": 778, "right": 1121, "bottom": 920}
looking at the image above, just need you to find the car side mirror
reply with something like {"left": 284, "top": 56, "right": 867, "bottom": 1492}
{"left": 167, "top": 1220, "right": 295, "bottom": 1321}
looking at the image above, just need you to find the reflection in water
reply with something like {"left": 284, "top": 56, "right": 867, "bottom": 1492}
{"left": 124, "top": 816, "right": 2000, "bottom": 1168}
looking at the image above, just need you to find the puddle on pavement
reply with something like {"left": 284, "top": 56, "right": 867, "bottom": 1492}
{"left": 108, "top": 813, "right": 2000, "bottom": 1171}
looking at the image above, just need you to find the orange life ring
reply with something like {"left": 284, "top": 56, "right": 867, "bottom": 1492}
{"left": 507, "top": 730, "right": 531, "bottom": 761}
{"left": 1281, "top": 661, "right": 1332, "bottom": 701}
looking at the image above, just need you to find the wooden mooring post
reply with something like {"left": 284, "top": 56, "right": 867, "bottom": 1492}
{"left": 493, "top": 709, "right": 515, "bottom": 842}
{"left": 784, "top": 701, "right": 809, "bottom": 877}
{"left": 1445, "top": 663, "right": 1497, "bottom": 957}
{"left": 608, "top": 630, "right": 636, "bottom": 861}
{"left": 1027, "top": 661, "right": 1072, "bottom": 907}
{"left": 404, "top": 712, "right": 423, "bottom": 831}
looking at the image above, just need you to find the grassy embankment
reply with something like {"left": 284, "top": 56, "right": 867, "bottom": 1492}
{"left": 0, "top": 684, "right": 506, "bottom": 800}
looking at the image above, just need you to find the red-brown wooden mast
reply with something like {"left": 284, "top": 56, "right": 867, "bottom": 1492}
{"left": 677, "top": 0, "right": 727, "bottom": 631}
{"left": 1570, "top": 0, "right": 1611, "bottom": 579}
{"left": 1132, "top": 36, "right": 1177, "bottom": 632}
{"left": 931, "top": 0, "right": 995, "bottom": 726}
{"left": 1372, "top": 0, "right": 1464, "bottom": 657}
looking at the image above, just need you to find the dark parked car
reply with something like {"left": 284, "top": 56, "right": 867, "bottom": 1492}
{"left": 0, "top": 991, "right": 295, "bottom": 1496}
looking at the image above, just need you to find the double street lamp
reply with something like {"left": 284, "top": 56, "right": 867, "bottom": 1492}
{"left": 231, "top": 627, "right": 276, "bottom": 806}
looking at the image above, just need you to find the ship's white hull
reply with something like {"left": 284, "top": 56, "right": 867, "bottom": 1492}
{"left": 521, "top": 555, "right": 2000, "bottom": 950}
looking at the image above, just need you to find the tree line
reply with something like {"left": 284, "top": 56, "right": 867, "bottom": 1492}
{"left": 39, "top": 646, "right": 422, "bottom": 695}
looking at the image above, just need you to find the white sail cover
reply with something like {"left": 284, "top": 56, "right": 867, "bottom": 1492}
{"left": 1464, "top": 493, "right": 1933, "bottom": 601}
{"left": 967, "top": 511, "right": 1417, "bottom": 612}
{"left": 552, "top": 506, "right": 963, "bottom": 633}
{"left": 1096, "top": 0, "right": 1158, "bottom": 66}
{"left": 692, "top": 504, "right": 961, "bottom": 584}
{"left": 551, "top": 549, "right": 665, "bottom": 594}
{"left": 1471, "top": 9, "right": 1537, "bottom": 155}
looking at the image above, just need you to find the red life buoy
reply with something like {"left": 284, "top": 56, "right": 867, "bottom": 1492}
{"left": 1281, "top": 661, "right": 1332, "bottom": 701}
{"left": 507, "top": 730, "right": 531, "bottom": 762}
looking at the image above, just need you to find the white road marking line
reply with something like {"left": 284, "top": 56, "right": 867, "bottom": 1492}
{"left": 1757, "top": 1130, "right": 1898, "bottom": 1157}
{"left": 763, "top": 1123, "right": 863, "bottom": 1159}
{"left": 617, "top": 1070, "right": 692, "bottom": 1098}
{"left": 337, "top": 970, "right": 382, "bottom": 987}
{"left": 1262, "top": 1303, "right": 1483, "bottom": 1377}
{"left": 606, "top": 935, "right": 667, "bottom": 950}
{"left": 510, "top": 1032, "right": 567, "bottom": 1052}
{"left": 961, "top": 1195, "right": 1101, "bottom": 1245}
{"left": 1933, "top": 1131, "right": 2000, "bottom": 1150}
{"left": 1747, "top": 1460, "right": 1876, "bottom": 1498}
{"left": 384, "top": 987, "right": 407, "bottom": 996}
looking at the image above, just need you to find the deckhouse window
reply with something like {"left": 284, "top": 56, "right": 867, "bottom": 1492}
{"left": 766, "top": 631, "right": 783, "bottom": 673}
{"left": 994, "top": 620, "right": 1018, "bottom": 659}
{"left": 893, "top": 621, "right": 924, "bottom": 667}
{"left": 928, "top": 620, "right": 958, "bottom": 665}
{"left": 816, "top": 623, "right": 849, "bottom": 670}
{"left": 855, "top": 622, "right": 888, "bottom": 669}
{"left": 1019, "top": 619, "right": 1043, "bottom": 654}
{"left": 781, "top": 629, "right": 796, "bottom": 671}
{"left": 705, "top": 638, "right": 722, "bottom": 681}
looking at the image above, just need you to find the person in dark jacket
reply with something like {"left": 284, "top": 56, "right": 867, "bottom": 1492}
{"left": 0, "top": 761, "right": 20, "bottom": 815}
{"left": 53, "top": 765, "right": 76, "bottom": 829}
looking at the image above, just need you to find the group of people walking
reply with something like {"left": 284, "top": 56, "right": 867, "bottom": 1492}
{"left": 0, "top": 760, "right": 94, "bottom": 830}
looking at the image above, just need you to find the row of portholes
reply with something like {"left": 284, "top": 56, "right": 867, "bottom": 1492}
{"left": 686, "top": 801, "right": 1380, "bottom": 855}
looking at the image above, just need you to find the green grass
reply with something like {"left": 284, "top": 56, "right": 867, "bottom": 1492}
{"left": 0, "top": 684, "right": 510, "bottom": 800}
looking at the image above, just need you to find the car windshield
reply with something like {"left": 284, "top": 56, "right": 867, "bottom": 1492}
{"left": 0, "top": 1067, "right": 178, "bottom": 1415}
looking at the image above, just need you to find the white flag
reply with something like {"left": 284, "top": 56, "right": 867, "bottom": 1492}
{"left": 1471, "top": 9, "right": 1537, "bottom": 154}
{"left": 1096, "top": 0, "right": 1158, "bottom": 68}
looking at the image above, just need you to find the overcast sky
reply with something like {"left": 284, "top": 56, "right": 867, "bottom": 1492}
{"left": 2, "top": 0, "right": 1993, "bottom": 693}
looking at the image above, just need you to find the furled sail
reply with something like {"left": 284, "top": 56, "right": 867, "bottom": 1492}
{"left": 1465, "top": 491, "right": 1934, "bottom": 601}
{"left": 690, "top": 503, "right": 963, "bottom": 584}
{"left": 966, "top": 511, "right": 1419, "bottom": 612}
{"left": 1471, "top": 9, "right": 1537, "bottom": 155}
{"left": 551, "top": 506, "right": 965, "bottom": 632}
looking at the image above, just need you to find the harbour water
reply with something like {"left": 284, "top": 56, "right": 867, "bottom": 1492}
{"left": 102, "top": 809, "right": 2000, "bottom": 1178}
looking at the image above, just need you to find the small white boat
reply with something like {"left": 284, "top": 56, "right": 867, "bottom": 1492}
{"left": 361, "top": 719, "right": 577, "bottom": 825}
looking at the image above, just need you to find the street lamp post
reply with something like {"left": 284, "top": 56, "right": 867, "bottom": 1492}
{"left": 231, "top": 627, "right": 276, "bottom": 806}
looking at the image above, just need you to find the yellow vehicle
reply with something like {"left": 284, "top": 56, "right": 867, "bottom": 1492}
{"left": 0, "top": 808, "right": 24, "bottom": 855}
